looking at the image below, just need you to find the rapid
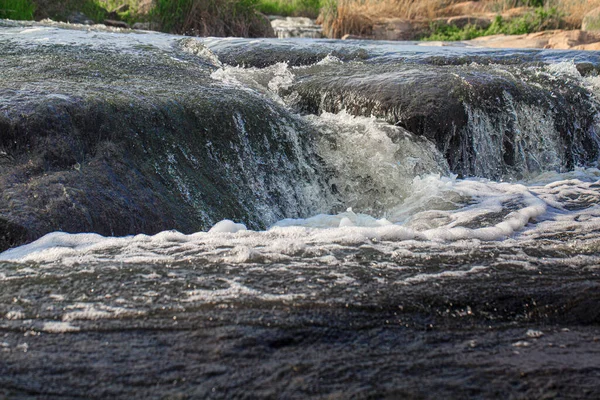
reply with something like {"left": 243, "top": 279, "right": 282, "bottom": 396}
{"left": 0, "top": 20, "right": 599, "bottom": 398}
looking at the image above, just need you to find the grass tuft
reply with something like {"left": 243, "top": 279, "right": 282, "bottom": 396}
{"left": 256, "top": 0, "right": 321, "bottom": 18}
{"left": 0, "top": 0, "right": 36, "bottom": 20}
{"left": 152, "top": 0, "right": 274, "bottom": 37}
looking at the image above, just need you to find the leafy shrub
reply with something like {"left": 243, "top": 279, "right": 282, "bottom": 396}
{"left": 424, "top": 6, "right": 563, "bottom": 41}
{"left": 152, "top": 0, "right": 273, "bottom": 37}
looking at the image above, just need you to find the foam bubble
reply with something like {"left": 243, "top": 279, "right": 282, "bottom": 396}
{"left": 208, "top": 220, "right": 248, "bottom": 234}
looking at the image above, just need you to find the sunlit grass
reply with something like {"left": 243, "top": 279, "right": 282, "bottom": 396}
{"left": 256, "top": 0, "right": 321, "bottom": 18}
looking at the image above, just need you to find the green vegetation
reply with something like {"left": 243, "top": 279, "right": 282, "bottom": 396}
{"left": 152, "top": 0, "right": 273, "bottom": 37}
{"left": 424, "top": 7, "right": 563, "bottom": 41}
{"left": 256, "top": 0, "right": 321, "bottom": 18}
{"left": 0, "top": 0, "right": 36, "bottom": 20}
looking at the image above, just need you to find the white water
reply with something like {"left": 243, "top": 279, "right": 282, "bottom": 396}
{"left": 2, "top": 169, "right": 599, "bottom": 266}
{"left": 2, "top": 29, "right": 600, "bottom": 282}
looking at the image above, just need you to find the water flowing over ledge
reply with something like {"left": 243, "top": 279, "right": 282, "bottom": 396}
{"left": 1, "top": 21, "right": 600, "bottom": 252}
{"left": 1, "top": 21, "right": 600, "bottom": 399}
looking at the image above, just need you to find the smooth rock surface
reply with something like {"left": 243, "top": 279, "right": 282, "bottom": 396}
{"left": 469, "top": 29, "right": 600, "bottom": 49}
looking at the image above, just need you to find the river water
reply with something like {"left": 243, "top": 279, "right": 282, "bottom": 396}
{"left": 0, "top": 21, "right": 599, "bottom": 398}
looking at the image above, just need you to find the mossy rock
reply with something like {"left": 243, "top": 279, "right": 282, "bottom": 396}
{"left": 0, "top": 22, "right": 330, "bottom": 251}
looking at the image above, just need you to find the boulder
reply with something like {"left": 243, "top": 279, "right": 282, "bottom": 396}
{"left": 546, "top": 30, "right": 600, "bottom": 49}
{"left": 290, "top": 57, "right": 600, "bottom": 180}
{"left": 469, "top": 29, "right": 600, "bottom": 50}
{"left": 132, "top": 22, "right": 151, "bottom": 30}
{"left": 67, "top": 11, "right": 94, "bottom": 25}
{"left": 582, "top": 7, "right": 600, "bottom": 31}
{"left": 372, "top": 18, "right": 416, "bottom": 41}
{"left": 0, "top": 23, "right": 331, "bottom": 251}
{"left": 469, "top": 32, "right": 553, "bottom": 49}
{"left": 574, "top": 41, "right": 600, "bottom": 51}
{"left": 104, "top": 19, "right": 130, "bottom": 29}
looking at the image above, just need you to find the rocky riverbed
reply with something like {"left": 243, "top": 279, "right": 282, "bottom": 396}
{"left": 1, "top": 20, "right": 599, "bottom": 399}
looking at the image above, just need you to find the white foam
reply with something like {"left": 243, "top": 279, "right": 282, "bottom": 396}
{"left": 1, "top": 171, "right": 598, "bottom": 269}
{"left": 62, "top": 303, "right": 146, "bottom": 321}
{"left": 41, "top": 321, "right": 81, "bottom": 333}
{"left": 5, "top": 311, "right": 25, "bottom": 320}
{"left": 403, "top": 266, "right": 488, "bottom": 284}
{"left": 208, "top": 220, "right": 247, "bottom": 234}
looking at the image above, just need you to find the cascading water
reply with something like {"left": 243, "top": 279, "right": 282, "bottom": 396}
{"left": 1, "top": 20, "right": 599, "bottom": 399}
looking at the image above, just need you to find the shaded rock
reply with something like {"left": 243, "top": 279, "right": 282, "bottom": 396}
{"left": 372, "top": 18, "right": 417, "bottom": 41}
{"left": 132, "top": 22, "right": 151, "bottom": 30}
{"left": 447, "top": 15, "right": 491, "bottom": 29}
{"left": 67, "top": 12, "right": 93, "bottom": 25}
{"left": 104, "top": 19, "right": 130, "bottom": 29}
{"left": 582, "top": 7, "right": 600, "bottom": 32}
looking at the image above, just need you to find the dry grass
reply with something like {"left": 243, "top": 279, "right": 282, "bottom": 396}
{"left": 549, "top": 0, "right": 600, "bottom": 27}
{"left": 155, "top": 0, "right": 274, "bottom": 37}
{"left": 320, "top": 0, "right": 600, "bottom": 38}
{"left": 320, "top": 0, "right": 472, "bottom": 38}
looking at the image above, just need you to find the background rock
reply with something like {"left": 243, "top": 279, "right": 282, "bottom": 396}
{"left": 582, "top": 7, "right": 600, "bottom": 31}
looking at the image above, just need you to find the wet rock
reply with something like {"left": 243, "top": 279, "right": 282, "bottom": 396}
{"left": 0, "top": 217, "right": 27, "bottom": 252}
{"left": 290, "top": 62, "right": 600, "bottom": 179}
{"left": 0, "top": 24, "right": 331, "bottom": 251}
{"left": 576, "top": 62, "right": 597, "bottom": 76}
{"left": 67, "top": 12, "right": 94, "bottom": 25}
{"left": 582, "top": 7, "right": 600, "bottom": 32}
{"left": 103, "top": 19, "right": 130, "bottom": 29}
{"left": 132, "top": 22, "right": 151, "bottom": 30}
